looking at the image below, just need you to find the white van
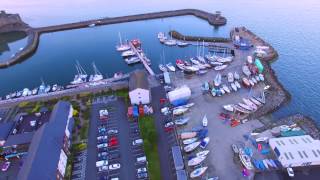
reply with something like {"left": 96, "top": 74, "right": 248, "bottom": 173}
{"left": 132, "top": 139, "right": 143, "bottom": 146}
{"left": 96, "top": 160, "right": 108, "bottom": 167}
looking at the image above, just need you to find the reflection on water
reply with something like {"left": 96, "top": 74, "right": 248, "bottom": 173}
{"left": 0, "top": 31, "right": 27, "bottom": 62}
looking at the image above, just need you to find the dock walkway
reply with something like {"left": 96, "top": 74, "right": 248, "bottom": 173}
{"left": 129, "top": 42, "right": 155, "bottom": 76}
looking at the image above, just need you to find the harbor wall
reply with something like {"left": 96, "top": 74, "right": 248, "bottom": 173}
{"left": 231, "top": 27, "right": 291, "bottom": 119}
{"left": 169, "top": 30, "right": 231, "bottom": 43}
{"left": 0, "top": 9, "right": 226, "bottom": 69}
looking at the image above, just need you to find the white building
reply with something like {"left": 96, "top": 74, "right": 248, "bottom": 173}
{"left": 129, "top": 70, "right": 150, "bottom": 105}
{"left": 269, "top": 135, "right": 320, "bottom": 168}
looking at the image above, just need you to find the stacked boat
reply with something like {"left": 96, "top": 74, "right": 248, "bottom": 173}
{"left": 205, "top": 53, "right": 233, "bottom": 71}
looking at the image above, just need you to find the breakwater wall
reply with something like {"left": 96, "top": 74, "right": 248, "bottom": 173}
{"left": 231, "top": 27, "right": 290, "bottom": 119}
{"left": 169, "top": 30, "right": 231, "bottom": 43}
{"left": 0, "top": 9, "right": 226, "bottom": 68}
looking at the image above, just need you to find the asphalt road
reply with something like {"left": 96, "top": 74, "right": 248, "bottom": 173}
{"left": 151, "top": 86, "right": 177, "bottom": 180}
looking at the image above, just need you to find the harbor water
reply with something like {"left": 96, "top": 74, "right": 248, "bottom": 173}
{"left": 1, "top": 0, "right": 320, "bottom": 125}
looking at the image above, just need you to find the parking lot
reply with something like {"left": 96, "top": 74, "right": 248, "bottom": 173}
{"left": 85, "top": 96, "right": 148, "bottom": 180}
{"left": 71, "top": 150, "right": 87, "bottom": 180}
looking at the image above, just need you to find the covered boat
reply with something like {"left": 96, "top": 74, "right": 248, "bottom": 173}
{"left": 196, "top": 150, "right": 210, "bottom": 157}
{"left": 214, "top": 73, "right": 222, "bottom": 86}
{"left": 183, "top": 137, "right": 198, "bottom": 145}
{"left": 242, "top": 65, "right": 251, "bottom": 76}
{"left": 255, "top": 59, "right": 264, "bottom": 73}
{"left": 190, "top": 167, "right": 208, "bottom": 178}
{"left": 184, "top": 141, "right": 200, "bottom": 152}
{"left": 188, "top": 155, "right": 207, "bottom": 166}
{"left": 180, "top": 132, "right": 197, "bottom": 139}
{"left": 175, "top": 117, "right": 190, "bottom": 126}
{"left": 214, "top": 64, "right": 228, "bottom": 71}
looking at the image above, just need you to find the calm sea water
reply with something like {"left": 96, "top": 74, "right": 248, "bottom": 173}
{"left": 1, "top": 0, "right": 320, "bottom": 125}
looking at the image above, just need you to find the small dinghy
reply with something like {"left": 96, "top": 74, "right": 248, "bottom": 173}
{"left": 210, "top": 61, "right": 223, "bottom": 66}
{"left": 231, "top": 83, "right": 237, "bottom": 91}
{"left": 227, "top": 72, "right": 234, "bottom": 82}
{"left": 190, "top": 167, "right": 208, "bottom": 178}
{"left": 214, "top": 73, "right": 222, "bottom": 86}
{"left": 166, "top": 63, "right": 176, "bottom": 72}
{"left": 223, "top": 104, "right": 234, "bottom": 112}
{"left": 200, "top": 137, "right": 210, "bottom": 149}
{"left": 175, "top": 117, "right": 190, "bottom": 126}
{"left": 251, "top": 77, "right": 257, "bottom": 84}
{"left": 259, "top": 74, "right": 265, "bottom": 81}
{"left": 238, "top": 102, "right": 254, "bottom": 111}
{"left": 248, "top": 79, "right": 255, "bottom": 86}
{"left": 222, "top": 84, "right": 231, "bottom": 93}
{"left": 188, "top": 155, "right": 207, "bottom": 166}
{"left": 235, "top": 81, "right": 241, "bottom": 89}
{"left": 159, "top": 64, "right": 167, "bottom": 72}
{"left": 214, "top": 64, "right": 228, "bottom": 71}
{"left": 196, "top": 150, "right": 210, "bottom": 157}
{"left": 202, "top": 115, "right": 208, "bottom": 127}
{"left": 243, "top": 98, "right": 258, "bottom": 110}
{"left": 234, "top": 71, "right": 240, "bottom": 80}
{"left": 242, "top": 77, "right": 251, "bottom": 87}
{"left": 184, "top": 141, "right": 201, "bottom": 153}
{"left": 250, "top": 97, "right": 262, "bottom": 106}
{"left": 183, "top": 137, "right": 198, "bottom": 145}
{"left": 180, "top": 132, "right": 197, "bottom": 139}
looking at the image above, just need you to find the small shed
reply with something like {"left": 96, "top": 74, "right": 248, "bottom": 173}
{"left": 129, "top": 70, "right": 151, "bottom": 105}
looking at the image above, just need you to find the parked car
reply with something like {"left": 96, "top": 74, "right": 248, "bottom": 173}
{"left": 98, "top": 147, "right": 108, "bottom": 153}
{"left": 97, "top": 143, "right": 108, "bottom": 149}
{"left": 98, "top": 152, "right": 108, "bottom": 160}
{"left": 109, "top": 163, "right": 121, "bottom": 170}
{"left": 99, "top": 109, "right": 108, "bottom": 120}
{"left": 98, "top": 165, "right": 108, "bottom": 172}
{"left": 164, "top": 126, "right": 174, "bottom": 132}
{"left": 137, "top": 167, "right": 147, "bottom": 174}
{"left": 97, "top": 135, "right": 108, "bottom": 140}
{"left": 132, "top": 139, "right": 143, "bottom": 146}
{"left": 108, "top": 153, "right": 120, "bottom": 160}
{"left": 164, "top": 121, "right": 174, "bottom": 128}
{"left": 137, "top": 172, "right": 148, "bottom": 179}
{"left": 96, "top": 160, "right": 108, "bottom": 167}
{"left": 1, "top": 161, "right": 10, "bottom": 172}
{"left": 108, "top": 139, "right": 118, "bottom": 147}
{"left": 108, "top": 129, "right": 118, "bottom": 135}
{"left": 287, "top": 167, "right": 294, "bottom": 177}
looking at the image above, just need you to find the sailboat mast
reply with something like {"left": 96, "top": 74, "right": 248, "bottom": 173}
{"left": 118, "top": 32, "right": 122, "bottom": 46}
{"left": 202, "top": 41, "right": 205, "bottom": 57}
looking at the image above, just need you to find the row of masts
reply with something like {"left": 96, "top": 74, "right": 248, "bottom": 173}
{"left": 71, "top": 61, "right": 103, "bottom": 85}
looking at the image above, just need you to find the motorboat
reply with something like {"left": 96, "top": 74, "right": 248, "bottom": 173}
{"left": 5, "top": 95, "right": 10, "bottom": 100}
{"left": 223, "top": 104, "right": 234, "bottom": 112}
{"left": 214, "top": 64, "right": 228, "bottom": 71}
{"left": 235, "top": 81, "right": 241, "bottom": 89}
{"left": 227, "top": 72, "right": 234, "bottom": 82}
{"left": 197, "top": 70, "right": 208, "bottom": 75}
{"left": 113, "top": 72, "right": 124, "bottom": 79}
{"left": 238, "top": 102, "right": 254, "bottom": 111}
{"left": 200, "top": 137, "right": 210, "bottom": 149}
{"left": 196, "top": 150, "right": 210, "bottom": 157}
{"left": 177, "top": 41, "right": 189, "bottom": 47}
{"left": 250, "top": 97, "right": 262, "bottom": 106}
{"left": 173, "top": 107, "right": 188, "bottom": 116}
{"left": 159, "top": 36, "right": 167, "bottom": 43}
{"left": 202, "top": 115, "right": 208, "bottom": 127}
{"left": 234, "top": 71, "right": 240, "bottom": 80}
{"left": 10, "top": 92, "right": 17, "bottom": 98}
{"left": 216, "top": 56, "right": 233, "bottom": 63}
{"left": 52, "top": 84, "right": 58, "bottom": 92}
{"left": 239, "top": 149, "right": 254, "bottom": 170}
{"left": 180, "top": 132, "right": 197, "bottom": 139}
{"left": 44, "top": 85, "right": 51, "bottom": 93}
{"left": 16, "top": 91, "right": 22, "bottom": 97}
{"left": 22, "top": 88, "right": 30, "bottom": 97}
{"left": 222, "top": 84, "right": 231, "bottom": 93}
{"left": 251, "top": 77, "right": 257, "bottom": 84}
{"left": 158, "top": 64, "right": 167, "bottom": 72}
{"left": 125, "top": 57, "right": 140, "bottom": 64}
{"left": 209, "top": 61, "right": 223, "bottom": 66}
{"left": 231, "top": 83, "right": 237, "bottom": 91}
{"left": 175, "top": 117, "right": 190, "bottom": 126}
{"left": 164, "top": 39, "right": 177, "bottom": 46}
{"left": 249, "top": 79, "right": 255, "bottom": 86}
{"left": 214, "top": 73, "right": 222, "bottom": 86}
{"left": 190, "top": 58, "right": 201, "bottom": 65}
{"left": 242, "top": 65, "right": 251, "bottom": 76}
{"left": 184, "top": 60, "right": 192, "bottom": 66}
{"left": 121, "top": 50, "right": 135, "bottom": 57}
{"left": 176, "top": 59, "right": 185, "bottom": 70}
{"left": 188, "top": 155, "right": 207, "bottom": 166}
{"left": 242, "top": 77, "right": 251, "bottom": 87}
{"left": 38, "top": 82, "right": 46, "bottom": 94}
{"left": 88, "top": 23, "right": 96, "bottom": 27}
{"left": 259, "top": 74, "right": 265, "bottom": 81}
{"left": 190, "top": 167, "right": 208, "bottom": 178}
{"left": 211, "top": 88, "right": 216, "bottom": 97}
{"left": 233, "top": 105, "right": 251, "bottom": 114}
{"left": 184, "top": 141, "right": 200, "bottom": 153}
{"left": 157, "top": 32, "right": 165, "bottom": 39}
{"left": 166, "top": 63, "right": 176, "bottom": 72}
{"left": 243, "top": 98, "right": 258, "bottom": 110}
{"left": 183, "top": 137, "right": 197, "bottom": 145}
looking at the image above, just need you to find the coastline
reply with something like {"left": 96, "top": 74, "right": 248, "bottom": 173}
{"left": 0, "top": 9, "right": 226, "bottom": 69}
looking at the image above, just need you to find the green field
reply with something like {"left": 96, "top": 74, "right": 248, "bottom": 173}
{"left": 138, "top": 116, "right": 161, "bottom": 180}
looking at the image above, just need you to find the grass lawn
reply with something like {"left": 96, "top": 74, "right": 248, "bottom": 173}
{"left": 138, "top": 116, "right": 161, "bottom": 180}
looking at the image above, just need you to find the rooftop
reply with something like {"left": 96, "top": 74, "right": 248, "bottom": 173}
{"left": 129, "top": 70, "right": 149, "bottom": 91}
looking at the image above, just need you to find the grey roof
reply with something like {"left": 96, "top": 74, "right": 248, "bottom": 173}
{"left": 17, "top": 101, "right": 73, "bottom": 180}
{"left": 129, "top": 70, "right": 149, "bottom": 91}
{"left": 4, "top": 132, "right": 34, "bottom": 147}
{"left": 0, "top": 121, "right": 14, "bottom": 140}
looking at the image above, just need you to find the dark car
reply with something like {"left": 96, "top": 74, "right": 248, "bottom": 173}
{"left": 108, "top": 153, "right": 120, "bottom": 160}
{"left": 97, "top": 147, "right": 108, "bottom": 153}
{"left": 71, "top": 173, "right": 81, "bottom": 179}
{"left": 137, "top": 172, "right": 148, "bottom": 179}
